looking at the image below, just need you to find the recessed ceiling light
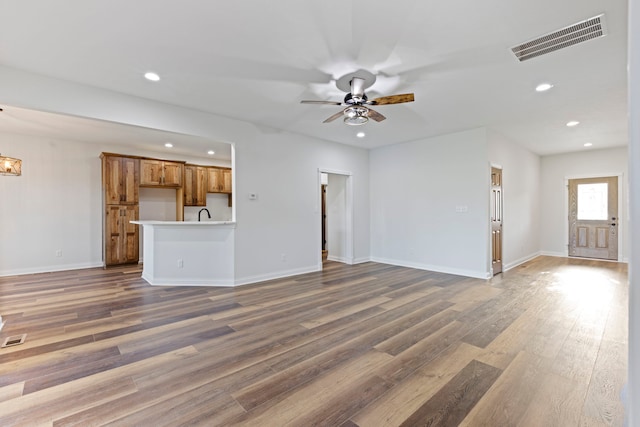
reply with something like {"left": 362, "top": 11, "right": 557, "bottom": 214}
{"left": 207, "top": 150, "right": 215, "bottom": 155}
{"left": 584, "top": 142, "right": 593, "bottom": 147}
{"left": 535, "top": 83, "right": 553, "bottom": 92}
{"left": 356, "top": 132, "right": 365, "bottom": 138}
{"left": 164, "top": 142, "right": 173, "bottom": 148}
{"left": 566, "top": 121, "right": 580, "bottom": 127}
{"left": 144, "top": 72, "right": 160, "bottom": 82}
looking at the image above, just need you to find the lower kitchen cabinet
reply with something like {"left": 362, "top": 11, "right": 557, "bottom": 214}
{"left": 105, "top": 205, "right": 139, "bottom": 265}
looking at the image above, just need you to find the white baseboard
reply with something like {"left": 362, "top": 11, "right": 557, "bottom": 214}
{"left": 327, "top": 255, "right": 353, "bottom": 264}
{"left": 141, "top": 272, "right": 235, "bottom": 287}
{"left": 234, "top": 265, "right": 321, "bottom": 287}
{"left": 370, "top": 257, "right": 489, "bottom": 279}
{"left": 503, "top": 252, "right": 542, "bottom": 272}
{"left": 0, "top": 262, "right": 104, "bottom": 277}
{"left": 540, "top": 251, "right": 568, "bottom": 258}
{"left": 353, "top": 257, "right": 372, "bottom": 264}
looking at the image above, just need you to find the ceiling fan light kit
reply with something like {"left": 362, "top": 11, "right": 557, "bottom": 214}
{"left": 301, "top": 70, "right": 415, "bottom": 126}
{"left": 343, "top": 105, "right": 369, "bottom": 125}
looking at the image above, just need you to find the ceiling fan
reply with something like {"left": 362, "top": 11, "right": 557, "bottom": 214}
{"left": 300, "top": 70, "right": 414, "bottom": 125}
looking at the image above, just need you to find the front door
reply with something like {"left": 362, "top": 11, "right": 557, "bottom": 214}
{"left": 568, "top": 176, "right": 618, "bottom": 260}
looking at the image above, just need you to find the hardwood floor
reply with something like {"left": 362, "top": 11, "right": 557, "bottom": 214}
{"left": 0, "top": 256, "right": 628, "bottom": 426}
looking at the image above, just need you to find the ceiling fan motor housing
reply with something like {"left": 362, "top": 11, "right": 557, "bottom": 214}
{"left": 344, "top": 92, "right": 368, "bottom": 105}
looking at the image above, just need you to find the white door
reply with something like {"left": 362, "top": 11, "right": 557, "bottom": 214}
{"left": 568, "top": 176, "right": 618, "bottom": 260}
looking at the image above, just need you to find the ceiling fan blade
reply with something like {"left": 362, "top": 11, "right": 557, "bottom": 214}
{"left": 367, "top": 108, "right": 386, "bottom": 122}
{"left": 301, "top": 100, "right": 343, "bottom": 105}
{"left": 369, "top": 93, "right": 415, "bottom": 105}
{"left": 323, "top": 110, "right": 345, "bottom": 123}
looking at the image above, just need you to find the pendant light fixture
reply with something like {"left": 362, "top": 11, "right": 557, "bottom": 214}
{"left": 0, "top": 154, "right": 22, "bottom": 176}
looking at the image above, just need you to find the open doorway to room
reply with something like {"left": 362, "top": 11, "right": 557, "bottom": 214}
{"left": 318, "top": 169, "right": 354, "bottom": 268}
{"left": 568, "top": 175, "right": 620, "bottom": 261}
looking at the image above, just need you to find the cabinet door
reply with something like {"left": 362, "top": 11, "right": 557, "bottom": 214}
{"left": 162, "top": 161, "right": 183, "bottom": 187}
{"left": 184, "top": 165, "right": 196, "bottom": 205}
{"left": 195, "top": 166, "right": 208, "bottom": 205}
{"left": 104, "top": 205, "right": 139, "bottom": 265}
{"left": 207, "top": 167, "right": 223, "bottom": 193}
{"left": 103, "top": 156, "right": 139, "bottom": 204}
{"left": 121, "top": 157, "right": 139, "bottom": 204}
{"left": 221, "top": 169, "right": 232, "bottom": 194}
{"left": 105, "top": 205, "right": 123, "bottom": 265}
{"left": 104, "top": 157, "right": 124, "bottom": 205}
{"left": 122, "top": 205, "right": 139, "bottom": 263}
{"left": 140, "top": 160, "right": 163, "bottom": 186}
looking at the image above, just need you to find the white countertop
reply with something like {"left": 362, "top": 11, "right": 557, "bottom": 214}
{"left": 131, "top": 220, "right": 236, "bottom": 226}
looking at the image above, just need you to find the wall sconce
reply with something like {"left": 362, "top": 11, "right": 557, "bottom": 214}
{"left": 0, "top": 154, "right": 22, "bottom": 176}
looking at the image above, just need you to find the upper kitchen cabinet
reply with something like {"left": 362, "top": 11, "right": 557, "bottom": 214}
{"left": 140, "top": 159, "right": 184, "bottom": 187}
{"left": 184, "top": 164, "right": 208, "bottom": 206}
{"left": 101, "top": 154, "right": 139, "bottom": 205}
{"left": 207, "top": 167, "right": 232, "bottom": 194}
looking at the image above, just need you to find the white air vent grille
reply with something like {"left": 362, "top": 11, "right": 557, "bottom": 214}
{"left": 511, "top": 14, "right": 607, "bottom": 61}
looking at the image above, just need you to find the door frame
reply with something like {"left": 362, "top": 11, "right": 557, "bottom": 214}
{"left": 490, "top": 165, "right": 503, "bottom": 276}
{"left": 488, "top": 163, "right": 503, "bottom": 276}
{"left": 317, "top": 168, "right": 354, "bottom": 268}
{"left": 564, "top": 172, "right": 624, "bottom": 261}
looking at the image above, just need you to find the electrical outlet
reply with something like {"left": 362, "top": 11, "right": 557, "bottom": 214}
{"left": 55, "top": 249, "right": 62, "bottom": 257}
{"left": 177, "top": 259, "right": 184, "bottom": 268}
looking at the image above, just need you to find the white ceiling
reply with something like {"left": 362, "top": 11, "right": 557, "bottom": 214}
{"left": 0, "top": 0, "right": 629, "bottom": 156}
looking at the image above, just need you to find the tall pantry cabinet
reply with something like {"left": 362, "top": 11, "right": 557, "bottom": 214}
{"left": 101, "top": 154, "right": 140, "bottom": 266}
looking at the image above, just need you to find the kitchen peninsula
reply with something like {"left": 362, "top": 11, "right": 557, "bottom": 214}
{"left": 101, "top": 152, "right": 234, "bottom": 279}
{"left": 132, "top": 220, "right": 235, "bottom": 286}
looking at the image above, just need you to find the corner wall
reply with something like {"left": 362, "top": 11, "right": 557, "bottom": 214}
{"left": 487, "top": 130, "right": 541, "bottom": 270}
{"left": 370, "top": 128, "right": 490, "bottom": 278}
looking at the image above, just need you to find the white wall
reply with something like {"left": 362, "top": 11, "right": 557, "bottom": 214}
{"left": 539, "top": 147, "right": 629, "bottom": 260}
{"left": 488, "top": 130, "right": 541, "bottom": 270}
{"left": 326, "top": 173, "right": 348, "bottom": 262}
{"left": 0, "top": 133, "right": 103, "bottom": 275}
{"left": 370, "top": 128, "right": 490, "bottom": 278}
{"left": 232, "top": 131, "right": 370, "bottom": 284}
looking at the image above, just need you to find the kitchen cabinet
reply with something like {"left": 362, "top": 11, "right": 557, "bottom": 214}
{"left": 140, "top": 159, "right": 184, "bottom": 187}
{"left": 207, "top": 167, "right": 232, "bottom": 194}
{"left": 101, "top": 153, "right": 140, "bottom": 266}
{"left": 184, "top": 165, "right": 208, "bottom": 206}
{"left": 105, "top": 205, "right": 139, "bottom": 265}
{"left": 102, "top": 155, "right": 139, "bottom": 205}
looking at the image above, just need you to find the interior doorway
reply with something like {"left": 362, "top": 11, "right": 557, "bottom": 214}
{"left": 490, "top": 167, "right": 503, "bottom": 275}
{"left": 568, "top": 176, "right": 619, "bottom": 260}
{"left": 318, "top": 169, "right": 354, "bottom": 268}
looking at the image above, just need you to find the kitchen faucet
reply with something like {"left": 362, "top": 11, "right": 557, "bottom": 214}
{"left": 198, "top": 208, "right": 211, "bottom": 222}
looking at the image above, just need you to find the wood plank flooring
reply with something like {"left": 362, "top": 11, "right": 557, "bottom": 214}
{"left": 0, "top": 256, "right": 628, "bottom": 426}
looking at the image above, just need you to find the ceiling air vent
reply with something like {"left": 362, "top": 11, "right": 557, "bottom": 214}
{"left": 511, "top": 14, "right": 607, "bottom": 62}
